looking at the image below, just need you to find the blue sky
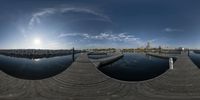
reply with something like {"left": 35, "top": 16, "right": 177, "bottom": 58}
{"left": 0, "top": 0, "right": 200, "bottom": 49}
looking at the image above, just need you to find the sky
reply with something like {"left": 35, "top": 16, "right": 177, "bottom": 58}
{"left": 0, "top": 0, "right": 200, "bottom": 49}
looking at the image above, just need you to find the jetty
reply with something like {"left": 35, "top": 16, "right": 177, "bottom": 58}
{"left": 0, "top": 49, "right": 81, "bottom": 59}
{"left": 90, "top": 54, "right": 124, "bottom": 67}
{"left": 1, "top": 53, "right": 200, "bottom": 100}
{"left": 146, "top": 53, "right": 178, "bottom": 59}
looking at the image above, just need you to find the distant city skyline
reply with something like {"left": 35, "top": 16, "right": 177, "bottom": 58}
{"left": 0, "top": 0, "right": 200, "bottom": 49}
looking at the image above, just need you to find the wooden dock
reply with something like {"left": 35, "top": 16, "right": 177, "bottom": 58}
{"left": 1, "top": 53, "right": 200, "bottom": 100}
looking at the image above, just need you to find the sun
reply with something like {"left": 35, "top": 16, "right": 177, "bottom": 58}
{"left": 30, "top": 37, "right": 44, "bottom": 49}
{"left": 33, "top": 38, "right": 41, "bottom": 45}
{"left": 32, "top": 38, "right": 43, "bottom": 49}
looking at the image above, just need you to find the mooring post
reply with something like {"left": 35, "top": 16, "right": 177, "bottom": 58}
{"left": 169, "top": 58, "right": 173, "bottom": 69}
{"left": 72, "top": 47, "right": 75, "bottom": 62}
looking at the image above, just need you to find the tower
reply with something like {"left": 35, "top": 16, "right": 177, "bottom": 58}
{"left": 146, "top": 42, "right": 150, "bottom": 49}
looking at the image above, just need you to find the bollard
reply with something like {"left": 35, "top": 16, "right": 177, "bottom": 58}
{"left": 169, "top": 58, "right": 173, "bottom": 69}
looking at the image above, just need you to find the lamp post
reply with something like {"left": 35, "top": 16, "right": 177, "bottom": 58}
{"left": 72, "top": 47, "right": 75, "bottom": 62}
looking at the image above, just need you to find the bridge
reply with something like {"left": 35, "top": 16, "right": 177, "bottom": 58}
{"left": 1, "top": 53, "right": 200, "bottom": 100}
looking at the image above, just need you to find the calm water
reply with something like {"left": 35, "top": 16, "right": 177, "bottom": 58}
{"left": 0, "top": 54, "right": 79, "bottom": 80}
{"left": 88, "top": 55, "right": 111, "bottom": 59}
{"left": 189, "top": 51, "right": 200, "bottom": 68}
{"left": 98, "top": 53, "right": 170, "bottom": 81}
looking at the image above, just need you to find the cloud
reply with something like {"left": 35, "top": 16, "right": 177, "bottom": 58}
{"left": 164, "top": 28, "right": 184, "bottom": 32}
{"left": 60, "top": 7, "right": 111, "bottom": 22}
{"left": 58, "top": 33, "right": 78, "bottom": 38}
{"left": 18, "top": 26, "right": 28, "bottom": 38}
{"left": 29, "top": 8, "right": 56, "bottom": 27}
{"left": 58, "top": 32, "right": 140, "bottom": 42}
{"left": 148, "top": 39, "right": 156, "bottom": 43}
{"left": 28, "top": 7, "right": 111, "bottom": 29}
{"left": 57, "top": 32, "right": 162, "bottom": 48}
{"left": 87, "top": 32, "right": 140, "bottom": 42}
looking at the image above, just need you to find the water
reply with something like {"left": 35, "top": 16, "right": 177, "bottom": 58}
{"left": 189, "top": 51, "right": 200, "bottom": 68}
{"left": 88, "top": 55, "right": 111, "bottom": 59}
{"left": 98, "top": 53, "right": 170, "bottom": 81}
{"left": 0, "top": 54, "right": 79, "bottom": 80}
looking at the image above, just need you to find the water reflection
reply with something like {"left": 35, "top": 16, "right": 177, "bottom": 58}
{"left": 99, "top": 53, "right": 169, "bottom": 81}
{"left": 34, "top": 59, "right": 40, "bottom": 62}
{"left": 88, "top": 55, "right": 111, "bottom": 59}
{"left": 189, "top": 51, "right": 200, "bottom": 68}
{"left": 148, "top": 55, "right": 152, "bottom": 60}
{"left": 0, "top": 54, "right": 79, "bottom": 80}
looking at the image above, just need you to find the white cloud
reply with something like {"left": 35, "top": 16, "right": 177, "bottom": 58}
{"left": 58, "top": 32, "right": 140, "bottom": 42}
{"left": 164, "top": 28, "right": 184, "bottom": 32}
{"left": 58, "top": 33, "right": 78, "bottom": 38}
{"left": 88, "top": 32, "right": 140, "bottom": 42}
{"left": 83, "top": 33, "right": 90, "bottom": 39}
{"left": 57, "top": 32, "right": 162, "bottom": 48}
{"left": 60, "top": 7, "right": 111, "bottom": 22}
{"left": 29, "top": 8, "right": 56, "bottom": 28}
{"left": 28, "top": 7, "right": 111, "bottom": 29}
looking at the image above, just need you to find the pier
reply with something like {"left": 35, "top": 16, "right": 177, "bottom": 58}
{"left": 1, "top": 53, "right": 200, "bottom": 100}
{"left": 90, "top": 54, "right": 124, "bottom": 67}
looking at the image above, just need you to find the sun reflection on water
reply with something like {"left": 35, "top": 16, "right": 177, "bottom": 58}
{"left": 34, "top": 59, "right": 40, "bottom": 62}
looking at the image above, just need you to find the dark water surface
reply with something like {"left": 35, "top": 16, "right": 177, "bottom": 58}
{"left": 88, "top": 55, "right": 111, "bottom": 59}
{"left": 189, "top": 51, "right": 200, "bottom": 68}
{"left": 0, "top": 54, "right": 79, "bottom": 80}
{"left": 98, "top": 53, "right": 170, "bottom": 81}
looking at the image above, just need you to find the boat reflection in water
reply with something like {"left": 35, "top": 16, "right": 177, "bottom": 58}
{"left": 0, "top": 54, "right": 79, "bottom": 80}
